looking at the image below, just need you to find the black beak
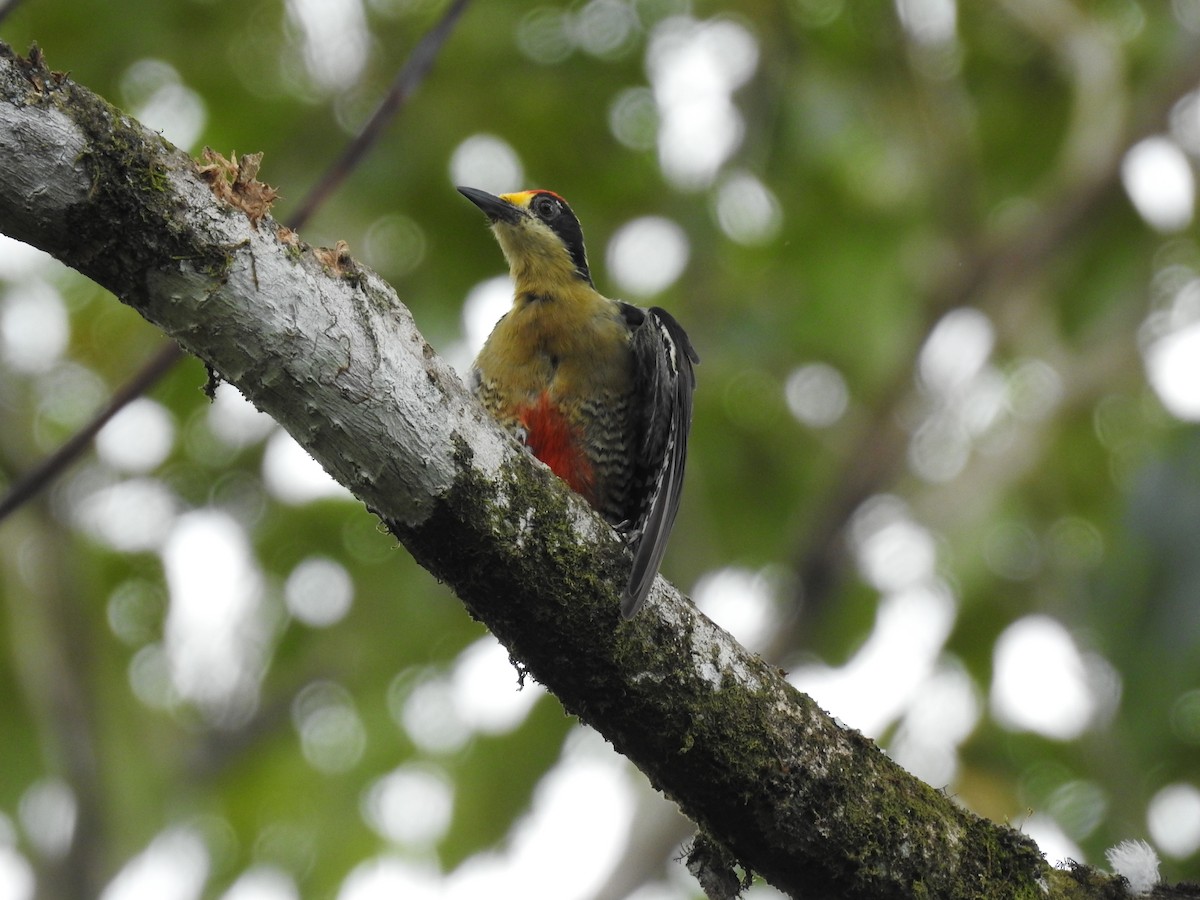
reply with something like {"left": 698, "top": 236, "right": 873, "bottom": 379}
{"left": 458, "top": 186, "right": 525, "bottom": 225}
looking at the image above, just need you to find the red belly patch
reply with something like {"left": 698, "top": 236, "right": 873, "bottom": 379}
{"left": 519, "top": 394, "right": 595, "bottom": 502}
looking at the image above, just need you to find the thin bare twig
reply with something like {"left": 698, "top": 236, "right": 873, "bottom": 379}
{"left": 0, "top": 341, "right": 183, "bottom": 521}
{"left": 0, "top": 0, "right": 473, "bottom": 523}
{"left": 287, "top": 0, "right": 472, "bottom": 231}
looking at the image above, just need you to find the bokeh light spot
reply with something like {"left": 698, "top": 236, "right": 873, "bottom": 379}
{"left": 449, "top": 134, "right": 524, "bottom": 196}
{"left": 646, "top": 16, "right": 758, "bottom": 188}
{"left": 919, "top": 308, "right": 995, "bottom": 397}
{"left": 790, "top": 0, "right": 844, "bottom": 28}
{"left": 120, "top": 59, "right": 207, "bottom": 150}
{"left": 107, "top": 578, "right": 166, "bottom": 646}
{"left": 692, "top": 566, "right": 779, "bottom": 652}
{"left": 1, "top": 279, "right": 69, "bottom": 374}
{"left": 206, "top": 384, "right": 276, "bottom": 450}
{"left": 284, "top": 0, "right": 369, "bottom": 93}
{"left": 888, "top": 661, "right": 979, "bottom": 785}
{"left": 96, "top": 398, "right": 176, "bottom": 474}
{"left": 983, "top": 521, "right": 1040, "bottom": 581}
{"left": 99, "top": 827, "right": 209, "bottom": 900}
{"left": 1121, "top": 136, "right": 1195, "bottom": 232}
{"left": 1046, "top": 780, "right": 1108, "bottom": 841}
{"left": 363, "top": 214, "right": 427, "bottom": 279}
{"left": 908, "top": 413, "right": 970, "bottom": 483}
{"left": 163, "top": 511, "right": 268, "bottom": 723}
{"left": 388, "top": 670, "right": 470, "bottom": 755}
{"left": 713, "top": 170, "right": 782, "bottom": 245}
{"left": 128, "top": 643, "right": 175, "bottom": 710}
{"left": 894, "top": 0, "right": 957, "bottom": 45}
{"left": 573, "top": 0, "right": 638, "bottom": 59}
{"left": 516, "top": 7, "right": 574, "bottom": 64}
{"left": 452, "top": 636, "right": 543, "bottom": 734}
{"left": 292, "top": 681, "right": 367, "bottom": 774}
{"left": 262, "top": 430, "right": 354, "bottom": 505}
{"left": 34, "top": 363, "right": 107, "bottom": 437}
{"left": 785, "top": 362, "right": 849, "bottom": 428}
{"left": 1022, "top": 814, "right": 1083, "bottom": 866}
{"left": 991, "top": 615, "right": 1117, "bottom": 740}
{"left": 789, "top": 581, "right": 957, "bottom": 738}
{"left": 362, "top": 764, "right": 454, "bottom": 848}
{"left": 1145, "top": 322, "right": 1200, "bottom": 420}
{"left": 850, "top": 497, "right": 938, "bottom": 593}
{"left": 462, "top": 277, "right": 513, "bottom": 358}
{"left": 337, "top": 857, "right": 439, "bottom": 900}
{"left": 1171, "top": 90, "right": 1200, "bottom": 155}
{"left": 285, "top": 556, "right": 354, "bottom": 628}
{"left": 0, "top": 234, "right": 53, "bottom": 280}
{"left": 1147, "top": 782, "right": 1200, "bottom": 858}
{"left": 18, "top": 779, "right": 76, "bottom": 860}
{"left": 1007, "top": 358, "right": 1063, "bottom": 422}
{"left": 0, "top": 843, "right": 34, "bottom": 900}
{"left": 75, "top": 477, "right": 179, "bottom": 553}
{"left": 438, "top": 730, "right": 634, "bottom": 899}
{"left": 1047, "top": 516, "right": 1104, "bottom": 570}
{"left": 219, "top": 865, "right": 300, "bottom": 900}
{"left": 606, "top": 216, "right": 689, "bottom": 297}
{"left": 1171, "top": 689, "right": 1200, "bottom": 745}
{"left": 608, "top": 86, "right": 659, "bottom": 151}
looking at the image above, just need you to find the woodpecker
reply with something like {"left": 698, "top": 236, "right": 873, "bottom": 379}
{"left": 458, "top": 186, "right": 698, "bottom": 618}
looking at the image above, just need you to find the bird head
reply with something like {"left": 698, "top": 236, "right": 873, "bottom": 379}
{"left": 458, "top": 186, "right": 593, "bottom": 287}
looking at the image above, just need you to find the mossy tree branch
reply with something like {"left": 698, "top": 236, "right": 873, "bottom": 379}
{"left": 0, "top": 41, "right": 1135, "bottom": 900}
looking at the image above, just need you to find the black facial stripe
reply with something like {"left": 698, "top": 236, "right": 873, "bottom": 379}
{"left": 558, "top": 217, "right": 591, "bottom": 282}
{"left": 531, "top": 191, "right": 592, "bottom": 284}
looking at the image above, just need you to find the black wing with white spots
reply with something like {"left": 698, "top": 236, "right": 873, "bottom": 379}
{"left": 619, "top": 304, "right": 699, "bottom": 618}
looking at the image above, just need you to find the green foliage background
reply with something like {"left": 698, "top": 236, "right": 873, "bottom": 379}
{"left": 2, "top": 0, "right": 1200, "bottom": 897}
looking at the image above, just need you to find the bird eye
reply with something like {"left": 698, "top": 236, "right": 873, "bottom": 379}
{"left": 532, "top": 195, "right": 559, "bottom": 220}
